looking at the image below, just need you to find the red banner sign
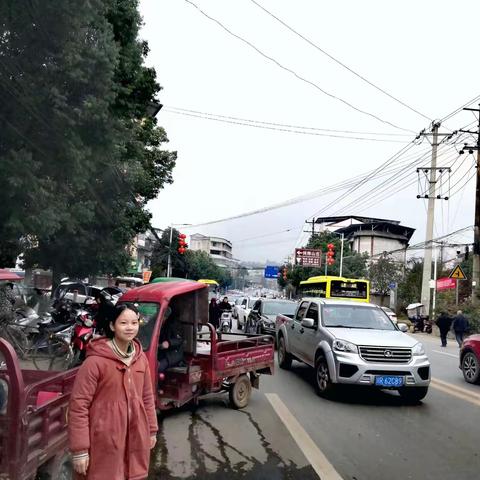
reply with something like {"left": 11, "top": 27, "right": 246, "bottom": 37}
{"left": 295, "top": 248, "right": 322, "bottom": 267}
{"left": 436, "top": 277, "right": 456, "bottom": 291}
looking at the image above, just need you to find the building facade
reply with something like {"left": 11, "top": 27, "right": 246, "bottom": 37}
{"left": 189, "top": 233, "right": 239, "bottom": 268}
{"left": 314, "top": 216, "right": 415, "bottom": 264}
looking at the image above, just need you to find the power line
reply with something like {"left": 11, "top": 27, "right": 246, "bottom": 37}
{"left": 184, "top": 0, "right": 416, "bottom": 134}
{"left": 183, "top": 144, "right": 431, "bottom": 228}
{"left": 164, "top": 108, "right": 410, "bottom": 143}
{"left": 441, "top": 93, "right": 480, "bottom": 123}
{"left": 165, "top": 106, "right": 413, "bottom": 136}
{"left": 249, "top": 0, "right": 432, "bottom": 122}
{"left": 309, "top": 139, "right": 420, "bottom": 218}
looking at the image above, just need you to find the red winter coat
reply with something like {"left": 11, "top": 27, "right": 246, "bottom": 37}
{"left": 68, "top": 337, "right": 158, "bottom": 480}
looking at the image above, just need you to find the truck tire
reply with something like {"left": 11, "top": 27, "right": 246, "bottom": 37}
{"left": 278, "top": 336, "right": 292, "bottom": 370}
{"left": 229, "top": 374, "right": 251, "bottom": 409}
{"left": 315, "top": 355, "right": 334, "bottom": 397}
{"left": 398, "top": 386, "right": 428, "bottom": 404}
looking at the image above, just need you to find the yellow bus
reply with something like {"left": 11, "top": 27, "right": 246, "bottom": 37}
{"left": 197, "top": 279, "right": 220, "bottom": 299}
{"left": 298, "top": 276, "right": 370, "bottom": 303}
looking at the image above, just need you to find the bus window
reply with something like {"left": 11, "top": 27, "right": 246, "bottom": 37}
{"left": 330, "top": 280, "right": 368, "bottom": 300}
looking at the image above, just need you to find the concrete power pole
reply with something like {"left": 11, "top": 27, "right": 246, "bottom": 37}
{"left": 459, "top": 105, "right": 480, "bottom": 304}
{"left": 420, "top": 123, "right": 440, "bottom": 316}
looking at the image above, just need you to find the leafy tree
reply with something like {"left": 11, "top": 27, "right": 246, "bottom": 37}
{"left": 0, "top": 1, "right": 176, "bottom": 282}
{"left": 368, "top": 255, "right": 401, "bottom": 303}
{"left": 150, "top": 228, "right": 187, "bottom": 279}
{"left": 397, "top": 259, "right": 423, "bottom": 309}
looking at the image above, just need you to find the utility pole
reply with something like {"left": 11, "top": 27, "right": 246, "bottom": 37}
{"left": 459, "top": 104, "right": 480, "bottom": 304}
{"left": 166, "top": 225, "right": 174, "bottom": 277}
{"left": 420, "top": 122, "right": 440, "bottom": 317}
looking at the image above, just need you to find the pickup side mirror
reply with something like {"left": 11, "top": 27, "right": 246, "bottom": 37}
{"left": 251, "top": 309, "right": 259, "bottom": 315}
{"left": 397, "top": 323, "right": 409, "bottom": 333}
{"left": 301, "top": 318, "right": 315, "bottom": 329}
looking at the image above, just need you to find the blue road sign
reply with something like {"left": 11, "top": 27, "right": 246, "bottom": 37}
{"left": 264, "top": 266, "right": 280, "bottom": 279}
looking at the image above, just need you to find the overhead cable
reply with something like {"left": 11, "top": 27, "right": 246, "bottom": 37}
{"left": 184, "top": 0, "right": 416, "bottom": 134}
{"left": 249, "top": 0, "right": 432, "bottom": 122}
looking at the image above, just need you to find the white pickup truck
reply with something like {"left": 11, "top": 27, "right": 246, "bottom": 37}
{"left": 276, "top": 298, "right": 431, "bottom": 403}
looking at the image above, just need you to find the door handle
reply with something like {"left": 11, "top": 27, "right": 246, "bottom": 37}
{"left": 300, "top": 328, "right": 305, "bottom": 334}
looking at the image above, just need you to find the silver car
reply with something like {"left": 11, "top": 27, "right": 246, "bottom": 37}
{"left": 277, "top": 299, "right": 430, "bottom": 403}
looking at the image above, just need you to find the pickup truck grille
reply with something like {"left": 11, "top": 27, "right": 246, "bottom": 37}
{"left": 359, "top": 346, "right": 412, "bottom": 363}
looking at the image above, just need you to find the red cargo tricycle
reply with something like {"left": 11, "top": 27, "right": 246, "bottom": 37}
{"left": 120, "top": 280, "right": 275, "bottom": 411}
{"left": 0, "top": 338, "right": 76, "bottom": 480}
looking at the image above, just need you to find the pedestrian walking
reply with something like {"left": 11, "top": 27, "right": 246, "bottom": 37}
{"left": 209, "top": 297, "right": 220, "bottom": 329}
{"left": 435, "top": 311, "right": 453, "bottom": 347}
{"left": 68, "top": 303, "right": 158, "bottom": 480}
{"left": 452, "top": 310, "right": 469, "bottom": 348}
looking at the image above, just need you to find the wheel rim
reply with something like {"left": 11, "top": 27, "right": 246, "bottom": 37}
{"left": 463, "top": 353, "right": 478, "bottom": 381}
{"left": 237, "top": 381, "right": 247, "bottom": 402}
{"left": 317, "top": 362, "right": 329, "bottom": 391}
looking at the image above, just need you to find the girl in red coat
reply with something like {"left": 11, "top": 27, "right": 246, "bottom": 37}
{"left": 68, "top": 304, "right": 158, "bottom": 479}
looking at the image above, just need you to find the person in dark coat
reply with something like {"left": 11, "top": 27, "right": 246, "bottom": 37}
{"left": 452, "top": 310, "right": 469, "bottom": 347}
{"left": 158, "top": 308, "right": 185, "bottom": 372}
{"left": 93, "top": 292, "right": 116, "bottom": 335}
{"left": 436, "top": 312, "right": 453, "bottom": 347}
{"left": 209, "top": 298, "right": 220, "bottom": 329}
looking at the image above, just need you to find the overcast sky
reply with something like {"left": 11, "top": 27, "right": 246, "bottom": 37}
{"left": 139, "top": 0, "right": 479, "bottom": 263}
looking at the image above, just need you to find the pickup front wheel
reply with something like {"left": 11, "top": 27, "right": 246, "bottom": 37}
{"left": 315, "top": 356, "right": 334, "bottom": 397}
{"left": 278, "top": 336, "right": 292, "bottom": 369}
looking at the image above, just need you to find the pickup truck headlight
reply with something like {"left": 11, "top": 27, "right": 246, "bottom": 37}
{"left": 333, "top": 339, "right": 358, "bottom": 353}
{"left": 412, "top": 343, "right": 425, "bottom": 356}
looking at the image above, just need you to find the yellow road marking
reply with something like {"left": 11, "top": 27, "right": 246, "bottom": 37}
{"left": 265, "top": 393, "right": 343, "bottom": 480}
{"left": 431, "top": 377, "right": 480, "bottom": 407}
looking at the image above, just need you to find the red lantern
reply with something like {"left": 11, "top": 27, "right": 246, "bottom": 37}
{"left": 178, "top": 247, "right": 185, "bottom": 254}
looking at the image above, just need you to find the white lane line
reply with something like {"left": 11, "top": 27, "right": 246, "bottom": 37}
{"left": 431, "top": 378, "right": 480, "bottom": 407}
{"left": 432, "top": 350, "right": 459, "bottom": 358}
{"left": 265, "top": 393, "right": 343, "bottom": 480}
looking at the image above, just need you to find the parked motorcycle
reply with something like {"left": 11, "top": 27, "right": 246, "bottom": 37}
{"left": 69, "top": 309, "right": 96, "bottom": 368}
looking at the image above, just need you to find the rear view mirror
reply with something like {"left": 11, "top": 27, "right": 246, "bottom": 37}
{"left": 398, "top": 323, "right": 409, "bottom": 333}
{"left": 301, "top": 318, "right": 315, "bottom": 329}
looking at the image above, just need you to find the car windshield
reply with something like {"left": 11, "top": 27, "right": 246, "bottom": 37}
{"left": 263, "top": 302, "right": 297, "bottom": 316}
{"left": 322, "top": 305, "right": 396, "bottom": 330}
{"left": 127, "top": 302, "right": 160, "bottom": 350}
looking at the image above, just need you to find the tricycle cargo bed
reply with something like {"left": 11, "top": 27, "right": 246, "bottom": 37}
{"left": 0, "top": 339, "right": 76, "bottom": 480}
{"left": 214, "top": 336, "right": 274, "bottom": 377}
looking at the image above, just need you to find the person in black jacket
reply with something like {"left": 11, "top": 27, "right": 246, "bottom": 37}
{"left": 158, "top": 308, "right": 185, "bottom": 372}
{"left": 452, "top": 310, "right": 469, "bottom": 347}
{"left": 436, "top": 312, "right": 453, "bottom": 347}
{"left": 93, "top": 292, "right": 116, "bottom": 335}
{"left": 209, "top": 298, "right": 220, "bottom": 329}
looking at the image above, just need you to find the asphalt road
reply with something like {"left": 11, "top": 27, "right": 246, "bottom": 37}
{"left": 151, "top": 329, "right": 480, "bottom": 480}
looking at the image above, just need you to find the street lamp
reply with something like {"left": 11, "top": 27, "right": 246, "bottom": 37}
{"left": 145, "top": 100, "right": 163, "bottom": 119}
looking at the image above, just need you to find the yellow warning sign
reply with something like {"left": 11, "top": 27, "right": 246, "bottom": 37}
{"left": 449, "top": 265, "right": 467, "bottom": 280}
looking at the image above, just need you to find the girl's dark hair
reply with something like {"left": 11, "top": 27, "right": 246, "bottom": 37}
{"left": 104, "top": 303, "right": 140, "bottom": 338}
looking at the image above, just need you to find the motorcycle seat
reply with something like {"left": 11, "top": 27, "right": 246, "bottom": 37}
{"left": 43, "top": 323, "right": 70, "bottom": 333}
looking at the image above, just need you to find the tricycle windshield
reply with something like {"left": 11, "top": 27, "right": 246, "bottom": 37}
{"left": 135, "top": 302, "right": 161, "bottom": 350}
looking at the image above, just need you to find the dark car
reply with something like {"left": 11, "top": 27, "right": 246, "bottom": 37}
{"left": 246, "top": 299, "right": 297, "bottom": 335}
{"left": 460, "top": 334, "right": 480, "bottom": 384}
